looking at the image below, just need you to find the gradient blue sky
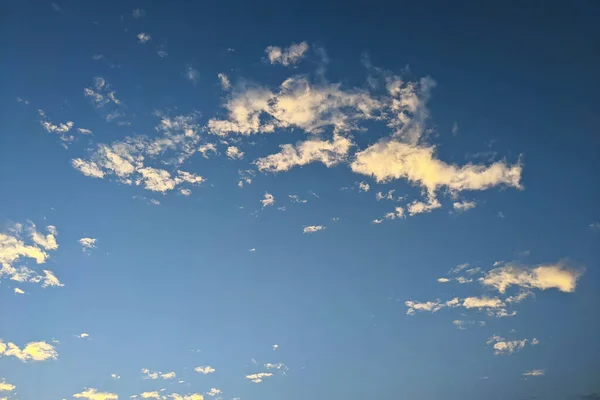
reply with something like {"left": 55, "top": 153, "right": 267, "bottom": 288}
{"left": 1, "top": 1, "right": 599, "bottom": 400}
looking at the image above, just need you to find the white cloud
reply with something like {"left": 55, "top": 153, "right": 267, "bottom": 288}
{"left": 110, "top": 374, "right": 120, "bottom": 380}
{"left": 217, "top": 73, "right": 231, "bottom": 90}
{"left": 137, "top": 167, "right": 179, "bottom": 192}
{"left": 0, "top": 381, "right": 15, "bottom": 392}
{"left": 78, "top": 128, "right": 93, "bottom": 135}
{"left": 198, "top": 143, "right": 217, "bottom": 158}
{"left": 141, "top": 368, "right": 174, "bottom": 380}
{"left": 376, "top": 190, "right": 395, "bottom": 201}
{"left": 73, "top": 388, "right": 118, "bottom": 400}
{"left": 303, "top": 225, "right": 325, "bottom": 234}
{"left": 41, "top": 269, "right": 64, "bottom": 288}
{"left": 179, "top": 188, "right": 192, "bottom": 196}
{"left": 437, "top": 277, "right": 450, "bottom": 283}
{"left": 169, "top": 394, "right": 204, "bottom": 400}
{"left": 405, "top": 300, "right": 444, "bottom": 315}
{"left": 523, "top": 369, "right": 545, "bottom": 377}
{"left": 272, "top": 344, "right": 279, "bottom": 350}
{"left": 450, "top": 263, "right": 470, "bottom": 274}
{"left": 261, "top": 193, "right": 275, "bottom": 208}
{"left": 589, "top": 222, "right": 600, "bottom": 232}
{"left": 76, "top": 333, "right": 90, "bottom": 339}
{"left": 72, "top": 158, "right": 106, "bottom": 178}
{"left": 161, "top": 372, "right": 176, "bottom": 380}
{"left": 456, "top": 276, "right": 473, "bottom": 284}
{"left": 406, "top": 195, "right": 441, "bottom": 216}
{"left": 194, "top": 365, "right": 215, "bottom": 375}
{"left": 288, "top": 195, "right": 307, "bottom": 204}
{"left": 462, "top": 296, "right": 505, "bottom": 310}
{"left": 358, "top": 181, "right": 370, "bottom": 192}
{"left": 206, "top": 388, "right": 221, "bottom": 397}
{"left": 481, "top": 261, "right": 583, "bottom": 293}
{"left": 453, "top": 200, "right": 477, "bottom": 212}
{"left": 177, "top": 170, "right": 206, "bottom": 185}
{"left": 249, "top": 248, "right": 256, "bottom": 252}
{"left": 28, "top": 223, "right": 58, "bottom": 250}
{"left": 265, "top": 41, "right": 309, "bottom": 66}
{"left": 186, "top": 66, "right": 199, "bottom": 85}
{"left": 41, "top": 120, "right": 74, "bottom": 134}
{"left": 14, "top": 287, "right": 25, "bottom": 294}
{"left": 79, "top": 237, "right": 97, "bottom": 252}
{"left": 487, "top": 335, "right": 529, "bottom": 355}
{"left": 0, "top": 339, "right": 58, "bottom": 361}
{"left": 226, "top": 146, "right": 244, "bottom": 159}
{"left": 137, "top": 32, "right": 151, "bottom": 43}
{"left": 255, "top": 134, "right": 353, "bottom": 172}
{"left": 531, "top": 338, "right": 540, "bottom": 345}
{"left": 246, "top": 372, "right": 273, "bottom": 383}
{"left": 140, "top": 392, "right": 160, "bottom": 399}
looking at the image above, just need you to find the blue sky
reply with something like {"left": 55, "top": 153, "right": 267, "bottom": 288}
{"left": 1, "top": 1, "right": 600, "bottom": 399}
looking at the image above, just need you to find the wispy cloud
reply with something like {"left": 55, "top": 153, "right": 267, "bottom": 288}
{"left": 523, "top": 369, "right": 545, "bottom": 377}
{"left": 303, "top": 225, "right": 325, "bottom": 234}
{"left": 481, "top": 261, "right": 583, "bottom": 293}
{"left": 265, "top": 41, "right": 309, "bottom": 66}
{"left": 79, "top": 237, "right": 97, "bottom": 252}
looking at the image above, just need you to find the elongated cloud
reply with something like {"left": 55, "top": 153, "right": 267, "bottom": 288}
{"left": 246, "top": 372, "right": 273, "bottom": 383}
{"left": 265, "top": 41, "right": 309, "bottom": 66}
{"left": 523, "top": 369, "right": 545, "bottom": 376}
{"left": 255, "top": 134, "right": 353, "bottom": 172}
{"left": 195, "top": 365, "right": 215, "bottom": 375}
{"left": 303, "top": 225, "right": 325, "bottom": 234}
{"left": 0, "top": 339, "right": 58, "bottom": 362}
{"left": 481, "top": 261, "right": 583, "bottom": 293}
{"left": 487, "top": 335, "right": 534, "bottom": 355}
{"left": 0, "top": 381, "right": 15, "bottom": 391}
{"left": 73, "top": 388, "right": 118, "bottom": 400}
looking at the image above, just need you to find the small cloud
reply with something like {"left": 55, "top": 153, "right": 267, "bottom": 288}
{"left": 437, "top": 277, "right": 450, "bottom": 283}
{"left": 261, "top": 193, "right": 275, "bottom": 208}
{"left": 79, "top": 237, "right": 97, "bottom": 252}
{"left": 217, "top": 73, "right": 231, "bottom": 90}
{"left": 331, "top": 217, "right": 339, "bottom": 222}
{"left": 198, "top": 143, "right": 217, "bottom": 158}
{"left": 272, "top": 344, "right": 279, "bottom": 350}
{"left": 16, "top": 97, "right": 30, "bottom": 105}
{"left": 452, "top": 122, "right": 459, "bottom": 135}
{"left": 245, "top": 372, "right": 273, "bottom": 384}
{"left": 288, "top": 194, "right": 307, "bottom": 204}
{"left": 161, "top": 371, "right": 176, "bottom": 380}
{"left": 449, "top": 263, "right": 469, "bottom": 274}
{"left": 226, "top": 146, "right": 244, "bottom": 159}
{"left": 206, "top": 388, "right": 221, "bottom": 397}
{"left": 77, "top": 128, "right": 93, "bottom": 135}
{"left": 531, "top": 338, "right": 539, "bottom": 345}
{"left": 110, "top": 374, "right": 120, "bottom": 380}
{"left": 590, "top": 222, "right": 600, "bottom": 232}
{"left": 179, "top": 188, "right": 192, "bottom": 196}
{"left": 0, "top": 339, "right": 58, "bottom": 361}
{"left": 194, "top": 365, "right": 215, "bottom": 375}
{"left": 249, "top": 248, "right": 256, "bottom": 252}
{"left": 76, "top": 333, "right": 90, "bottom": 339}
{"left": 132, "top": 8, "right": 146, "bottom": 18}
{"left": 376, "top": 190, "right": 395, "bottom": 201}
{"left": 453, "top": 200, "right": 477, "bottom": 212}
{"left": 265, "top": 41, "right": 309, "bottom": 66}
{"left": 14, "top": 287, "right": 25, "bottom": 294}
{"left": 73, "top": 388, "right": 118, "bottom": 400}
{"left": 185, "top": 65, "right": 199, "bottom": 85}
{"left": 137, "top": 32, "right": 151, "bottom": 43}
{"left": 0, "top": 380, "right": 16, "bottom": 391}
{"left": 358, "top": 181, "right": 370, "bottom": 192}
{"left": 51, "top": 2, "right": 60, "bottom": 11}
{"left": 303, "top": 225, "right": 325, "bottom": 234}
{"left": 523, "top": 369, "right": 545, "bottom": 377}
{"left": 487, "top": 335, "right": 530, "bottom": 355}
{"left": 157, "top": 49, "right": 168, "bottom": 58}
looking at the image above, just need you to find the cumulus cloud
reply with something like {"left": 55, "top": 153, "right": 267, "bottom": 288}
{"left": 487, "top": 335, "right": 532, "bottom": 355}
{"left": 137, "top": 32, "right": 151, "bottom": 43}
{"left": 198, "top": 143, "right": 217, "bottom": 158}
{"left": 72, "top": 158, "right": 106, "bottom": 178}
{"left": 255, "top": 134, "right": 354, "bottom": 172}
{"left": 226, "top": 146, "right": 244, "bottom": 159}
{"left": 79, "top": 237, "right": 97, "bottom": 252}
{"left": 303, "top": 225, "right": 325, "bottom": 234}
{"left": 169, "top": 394, "right": 204, "bottom": 400}
{"left": 265, "top": 41, "right": 309, "bottom": 66}
{"left": 0, "top": 339, "right": 58, "bottom": 361}
{"left": 194, "top": 365, "right": 215, "bottom": 375}
{"left": 246, "top": 372, "right": 273, "bottom": 383}
{"left": 481, "top": 261, "right": 583, "bottom": 293}
{"left": 140, "top": 392, "right": 160, "bottom": 399}
{"left": 376, "top": 189, "right": 395, "bottom": 201}
{"left": 261, "top": 193, "right": 275, "bottom": 208}
{"left": 14, "top": 287, "right": 25, "bottom": 294}
{"left": 437, "top": 277, "right": 450, "bottom": 283}
{"left": 0, "top": 381, "right": 15, "bottom": 392}
{"left": 73, "top": 388, "right": 118, "bottom": 400}
{"left": 206, "top": 388, "right": 221, "bottom": 397}
{"left": 358, "top": 181, "right": 370, "bottom": 192}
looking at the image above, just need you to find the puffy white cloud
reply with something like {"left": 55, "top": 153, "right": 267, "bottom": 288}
{"left": 161, "top": 371, "right": 176, "bottom": 380}
{"left": 137, "top": 167, "right": 179, "bottom": 192}
{"left": 0, "top": 381, "right": 15, "bottom": 391}
{"left": 41, "top": 120, "right": 74, "bottom": 134}
{"left": 226, "top": 146, "right": 244, "bottom": 159}
{"left": 265, "top": 41, "right": 309, "bottom": 66}
{"left": 110, "top": 374, "right": 120, "bottom": 380}
{"left": 177, "top": 170, "right": 205, "bottom": 185}
{"left": 72, "top": 159, "right": 105, "bottom": 178}
{"left": 140, "top": 392, "right": 160, "bottom": 399}
{"left": 76, "top": 333, "right": 90, "bottom": 339}
{"left": 405, "top": 300, "right": 444, "bottom": 315}
{"left": 179, "top": 188, "right": 192, "bottom": 196}
{"left": 169, "top": 394, "right": 204, "bottom": 400}
{"left": 207, "top": 76, "right": 381, "bottom": 136}
{"left": 28, "top": 223, "right": 58, "bottom": 250}
{"left": 272, "top": 344, "right": 279, "bottom": 350}
{"left": 0, "top": 339, "right": 58, "bottom": 361}
{"left": 140, "top": 368, "right": 175, "bottom": 380}
{"left": 358, "top": 181, "right": 370, "bottom": 192}
{"left": 206, "top": 388, "right": 221, "bottom": 397}
{"left": 462, "top": 296, "right": 505, "bottom": 310}
{"left": 406, "top": 195, "right": 441, "bottom": 216}
{"left": 531, "top": 338, "right": 540, "bottom": 345}
{"left": 137, "top": 32, "right": 151, "bottom": 43}
{"left": 79, "top": 237, "right": 97, "bottom": 252}
{"left": 303, "top": 225, "right": 325, "bottom": 234}
{"left": 487, "top": 335, "right": 530, "bottom": 355}
{"left": 453, "top": 200, "right": 477, "bottom": 212}
{"left": 437, "top": 277, "right": 450, "bottom": 283}
{"left": 481, "top": 261, "right": 583, "bottom": 293}
{"left": 194, "top": 365, "right": 215, "bottom": 375}
{"left": 217, "top": 73, "right": 231, "bottom": 90}
{"left": 14, "top": 287, "right": 25, "bottom": 294}
{"left": 523, "top": 369, "right": 544, "bottom": 377}
{"left": 246, "top": 372, "right": 273, "bottom": 383}
{"left": 261, "top": 193, "right": 275, "bottom": 208}
{"left": 255, "top": 134, "right": 353, "bottom": 172}
{"left": 41, "top": 269, "right": 64, "bottom": 288}
{"left": 73, "top": 388, "right": 118, "bottom": 400}
{"left": 198, "top": 143, "right": 217, "bottom": 158}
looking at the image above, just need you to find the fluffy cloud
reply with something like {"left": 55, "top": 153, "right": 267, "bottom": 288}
{"left": 194, "top": 365, "right": 215, "bottom": 375}
{"left": 14, "top": 287, "right": 25, "bottom": 294}
{"left": 481, "top": 261, "right": 583, "bottom": 293}
{"left": 437, "top": 277, "right": 450, "bottom": 283}
{"left": 28, "top": 223, "right": 58, "bottom": 250}
{"left": 79, "top": 237, "right": 97, "bottom": 252}
{"left": 137, "top": 32, "right": 151, "bottom": 43}
{"left": 73, "top": 388, "right": 118, "bottom": 400}
{"left": 265, "top": 42, "right": 309, "bottom": 66}
{"left": 198, "top": 143, "right": 217, "bottom": 158}
{"left": 261, "top": 193, "right": 275, "bottom": 208}
{"left": 72, "top": 159, "right": 105, "bottom": 178}
{"left": 358, "top": 181, "right": 370, "bottom": 192}
{"left": 226, "top": 146, "right": 244, "bottom": 159}
{"left": 140, "top": 368, "right": 175, "bottom": 380}
{"left": 462, "top": 296, "right": 505, "bottom": 310}
{"left": 453, "top": 200, "right": 477, "bottom": 212}
{"left": 140, "top": 392, "right": 160, "bottom": 399}
{"left": 169, "top": 394, "right": 204, "bottom": 400}
{"left": 303, "top": 225, "right": 325, "bottom": 234}
{"left": 206, "top": 388, "right": 221, "bottom": 397}
{"left": 405, "top": 296, "right": 513, "bottom": 317}
{"left": 76, "top": 333, "right": 90, "bottom": 339}
{"left": 0, "top": 381, "right": 15, "bottom": 392}
{"left": 207, "top": 76, "right": 381, "bottom": 136}
{"left": 487, "top": 335, "right": 532, "bottom": 355}
{"left": 0, "top": 339, "right": 58, "bottom": 361}
{"left": 246, "top": 372, "right": 273, "bottom": 383}
{"left": 376, "top": 190, "right": 395, "bottom": 201}
{"left": 255, "top": 134, "right": 353, "bottom": 172}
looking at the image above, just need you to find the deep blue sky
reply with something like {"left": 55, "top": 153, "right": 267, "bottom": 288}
{"left": 1, "top": 1, "right": 599, "bottom": 400}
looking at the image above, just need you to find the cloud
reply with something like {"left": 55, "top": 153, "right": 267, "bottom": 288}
{"left": 246, "top": 372, "right": 273, "bottom": 383}
{"left": 261, "top": 193, "right": 275, "bottom": 208}
{"left": 76, "top": 333, "right": 90, "bottom": 339}
{"left": 405, "top": 299, "right": 446, "bottom": 315}
{"left": 303, "top": 225, "right": 325, "bottom": 234}
{"left": 110, "top": 374, "right": 120, "bottom": 380}
{"left": 453, "top": 200, "right": 477, "bottom": 212}
{"left": 137, "top": 32, "right": 151, "bottom": 43}
{"left": 194, "top": 365, "right": 215, "bottom": 375}
{"left": 207, "top": 76, "right": 381, "bottom": 136}
{"left": 186, "top": 66, "right": 199, "bottom": 85}
{"left": 169, "top": 394, "right": 204, "bottom": 400}
{"left": 437, "top": 277, "right": 450, "bottom": 283}
{"left": 72, "top": 159, "right": 106, "bottom": 178}
{"left": 450, "top": 263, "right": 469, "bottom": 274}
{"left": 14, "top": 287, "right": 25, "bottom": 294}
{"left": 41, "top": 120, "right": 74, "bottom": 134}
{"left": 462, "top": 296, "right": 505, "bottom": 310}
{"left": 78, "top": 128, "right": 93, "bottom": 135}
{"left": 140, "top": 392, "right": 160, "bottom": 399}
{"left": 590, "top": 222, "right": 600, "bottom": 232}
{"left": 161, "top": 372, "right": 176, "bottom": 379}
{"left": 288, "top": 195, "right": 307, "bottom": 204}
{"left": 226, "top": 146, "right": 244, "bottom": 159}
{"left": 28, "top": 223, "right": 58, "bottom": 250}
{"left": 179, "top": 188, "right": 192, "bottom": 196}
{"left": 487, "top": 335, "right": 531, "bottom": 355}
{"left": 217, "top": 73, "right": 231, "bottom": 90}
{"left": 523, "top": 369, "right": 545, "bottom": 377}
{"left": 206, "top": 388, "right": 221, "bottom": 397}
{"left": 405, "top": 296, "right": 512, "bottom": 317}
{"left": 376, "top": 190, "right": 395, "bottom": 201}
{"left": 481, "top": 261, "right": 583, "bottom": 293}
{"left": 41, "top": 269, "right": 64, "bottom": 288}
{"left": 73, "top": 388, "right": 118, "bottom": 400}
{"left": 255, "top": 134, "right": 354, "bottom": 172}
{"left": 0, "top": 339, "right": 58, "bottom": 361}
{"left": 272, "top": 344, "right": 279, "bottom": 350}
{"left": 132, "top": 8, "right": 145, "bottom": 18}
{"left": 79, "top": 237, "right": 97, "bottom": 252}
{"left": 265, "top": 41, "right": 309, "bottom": 66}
{"left": 198, "top": 143, "right": 217, "bottom": 158}
{"left": 0, "top": 381, "right": 15, "bottom": 392}
{"left": 358, "top": 181, "right": 370, "bottom": 192}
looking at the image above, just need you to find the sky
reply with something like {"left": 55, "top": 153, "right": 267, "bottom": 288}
{"left": 1, "top": 1, "right": 600, "bottom": 399}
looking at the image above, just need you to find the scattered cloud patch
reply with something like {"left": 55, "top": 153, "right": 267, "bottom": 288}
{"left": 487, "top": 335, "right": 531, "bottom": 355}
{"left": 206, "top": 388, "right": 221, "bottom": 397}
{"left": 453, "top": 200, "right": 477, "bottom": 212}
{"left": 76, "top": 333, "right": 90, "bottom": 339}
{"left": 358, "top": 181, "right": 370, "bottom": 192}
{"left": 132, "top": 8, "right": 146, "bottom": 18}
{"left": 0, "top": 381, "right": 15, "bottom": 392}
{"left": 79, "top": 237, "right": 97, "bottom": 252}
{"left": 481, "top": 261, "right": 583, "bottom": 293}
{"left": 303, "top": 225, "right": 325, "bottom": 234}
{"left": 186, "top": 66, "right": 199, "bottom": 85}
{"left": 523, "top": 369, "right": 545, "bottom": 377}
{"left": 265, "top": 41, "right": 309, "bottom": 66}
{"left": 246, "top": 372, "right": 273, "bottom": 384}
{"left": 217, "top": 73, "right": 231, "bottom": 90}
{"left": 194, "top": 365, "right": 215, "bottom": 375}
{"left": 137, "top": 32, "right": 151, "bottom": 43}
{"left": 73, "top": 388, "right": 118, "bottom": 400}
{"left": 14, "top": 287, "right": 25, "bottom": 294}
{"left": 226, "top": 146, "right": 244, "bottom": 159}
{"left": 261, "top": 193, "right": 275, "bottom": 208}
{"left": 0, "top": 339, "right": 58, "bottom": 362}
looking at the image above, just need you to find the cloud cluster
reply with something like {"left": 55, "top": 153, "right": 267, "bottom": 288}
{"left": 79, "top": 237, "right": 97, "bottom": 252}
{"left": 303, "top": 225, "right": 325, "bottom": 234}
{"left": 265, "top": 41, "right": 309, "bottom": 66}
{"left": 481, "top": 261, "right": 583, "bottom": 293}
{"left": 246, "top": 372, "right": 273, "bottom": 384}
{"left": 73, "top": 388, "right": 118, "bottom": 400}
{"left": 0, "top": 339, "right": 58, "bottom": 362}
{"left": 194, "top": 365, "right": 215, "bottom": 375}
{"left": 487, "top": 335, "right": 538, "bottom": 355}
{"left": 0, "top": 222, "right": 63, "bottom": 289}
